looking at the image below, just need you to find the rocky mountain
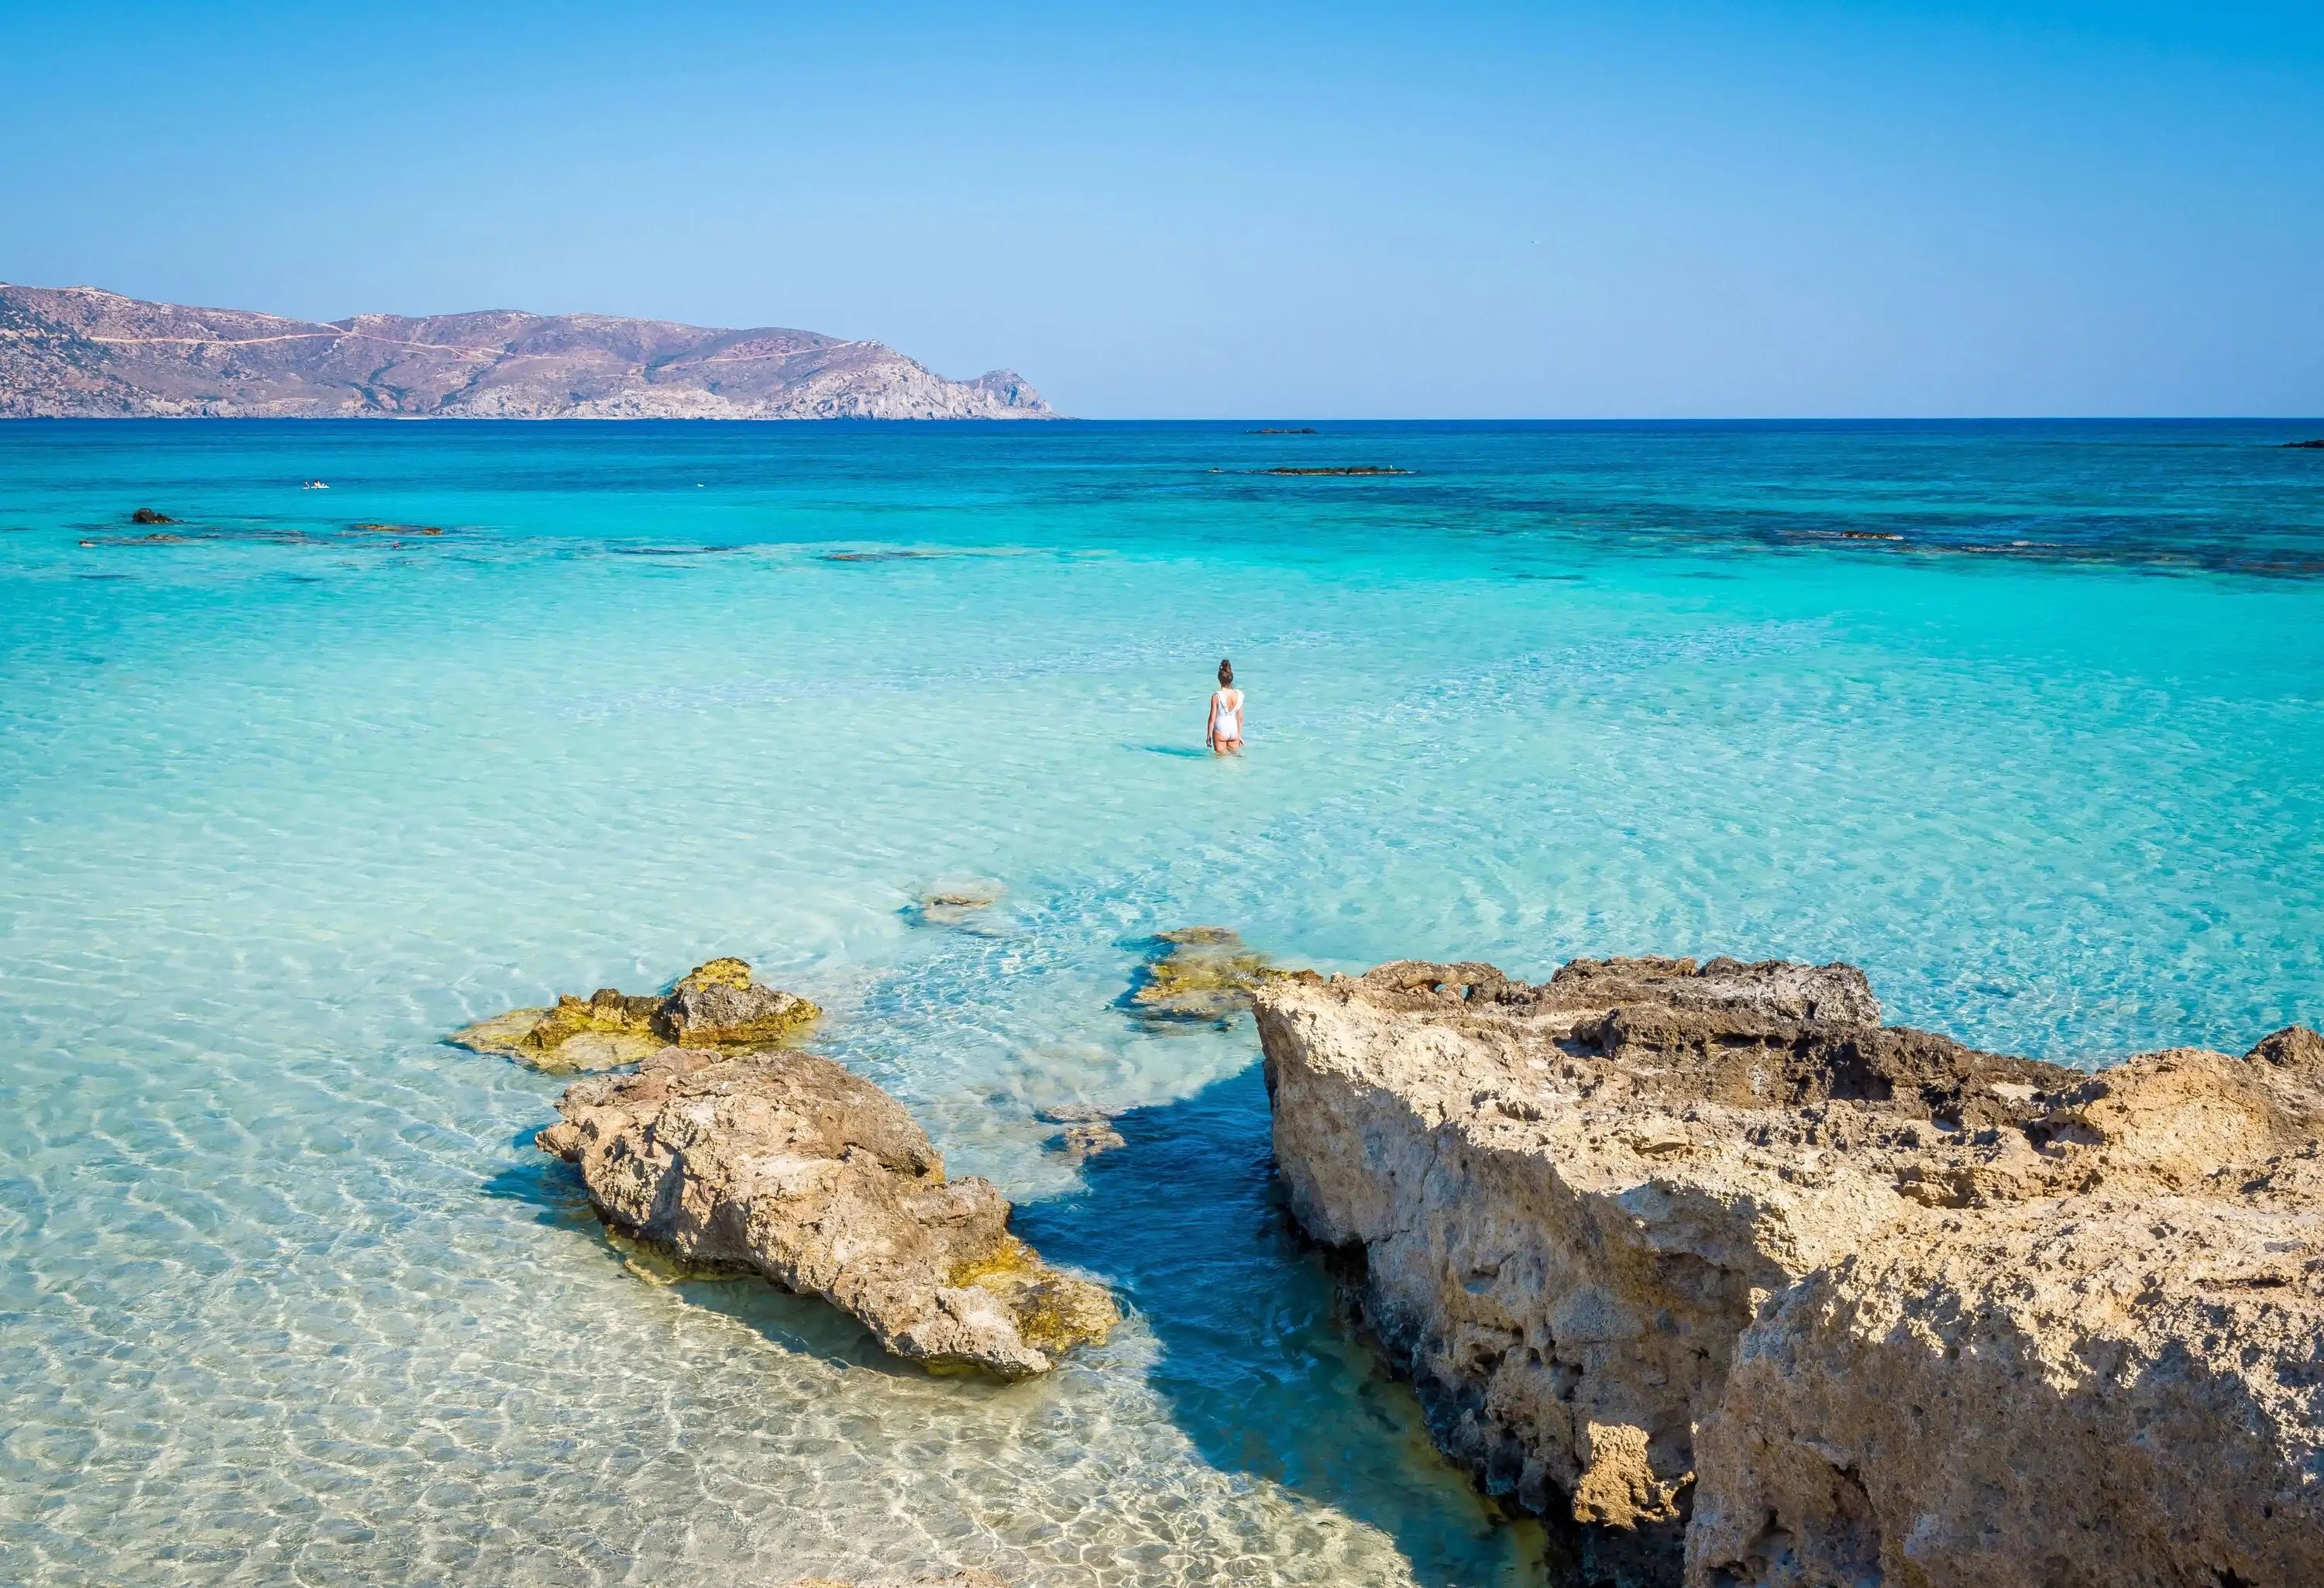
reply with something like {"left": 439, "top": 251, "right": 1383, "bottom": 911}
{"left": 0, "top": 283, "right": 1053, "bottom": 419}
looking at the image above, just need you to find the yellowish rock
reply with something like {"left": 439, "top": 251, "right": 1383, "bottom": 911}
{"left": 446, "top": 958, "right": 820, "bottom": 1072}
{"left": 1129, "top": 926, "right": 1315, "bottom": 1025}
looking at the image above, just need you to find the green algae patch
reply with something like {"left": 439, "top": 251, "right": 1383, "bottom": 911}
{"left": 1127, "top": 926, "right": 1318, "bottom": 1026}
{"left": 655, "top": 959, "right": 820, "bottom": 1047}
{"left": 673, "top": 957, "right": 752, "bottom": 994}
{"left": 601, "top": 1225, "right": 751, "bottom": 1287}
{"left": 951, "top": 1235, "right": 1119, "bottom": 1356}
{"left": 445, "top": 957, "right": 820, "bottom": 1072}
{"left": 446, "top": 1005, "right": 551, "bottom": 1056}
{"left": 528, "top": 989, "right": 664, "bottom": 1050}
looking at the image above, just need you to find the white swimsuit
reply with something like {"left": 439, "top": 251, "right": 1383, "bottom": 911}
{"left": 1212, "top": 691, "right": 1242, "bottom": 740}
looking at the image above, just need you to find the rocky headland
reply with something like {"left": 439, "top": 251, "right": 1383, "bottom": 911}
{"left": 0, "top": 283, "right": 1052, "bottom": 419}
{"left": 449, "top": 957, "right": 819, "bottom": 1072}
{"left": 1256, "top": 956, "right": 2324, "bottom": 1588}
{"left": 538, "top": 1045, "right": 1116, "bottom": 1378}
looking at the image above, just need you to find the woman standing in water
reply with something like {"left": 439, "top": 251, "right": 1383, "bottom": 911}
{"left": 1206, "top": 659, "right": 1245, "bottom": 754}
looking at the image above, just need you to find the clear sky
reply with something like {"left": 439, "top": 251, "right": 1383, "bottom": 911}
{"left": 3, "top": 1, "right": 2319, "bottom": 418}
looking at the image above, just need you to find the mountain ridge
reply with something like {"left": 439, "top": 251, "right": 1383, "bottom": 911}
{"left": 0, "top": 284, "right": 1054, "bottom": 420}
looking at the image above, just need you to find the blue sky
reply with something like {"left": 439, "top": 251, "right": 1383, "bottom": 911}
{"left": 3, "top": 1, "right": 2319, "bottom": 417}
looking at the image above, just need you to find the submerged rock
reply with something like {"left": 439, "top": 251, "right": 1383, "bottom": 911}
{"left": 448, "top": 958, "right": 819, "bottom": 1072}
{"left": 537, "top": 1046, "right": 1116, "bottom": 1378}
{"left": 1257, "top": 956, "right": 2324, "bottom": 1588}
{"left": 913, "top": 879, "right": 1008, "bottom": 928}
{"left": 1127, "top": 926, "right": 1315, "bottom": 1025}
{"left": 1038, "top": 1103, "right": 1128, "bottom": 1165}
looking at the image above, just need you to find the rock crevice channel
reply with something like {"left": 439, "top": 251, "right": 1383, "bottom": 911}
{"left": 1257, "top": 956, "right": 2324, "bottom": 1588}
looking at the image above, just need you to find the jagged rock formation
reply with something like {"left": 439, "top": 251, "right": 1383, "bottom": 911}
{"left": 0, "top": 283, "right": 1052, "bottom": 419}
{"left": 1126, "top": 926, "right": 1316, "bottom": 1026}
{"left": 1256, "top": 956, "right": 2324, "bottom": 1588}
{"left": 449, "top": 957, "right": 819, "bottom": 1072}
{"left": 538, "top": 1046, "right": 1116, "bottom": 1378}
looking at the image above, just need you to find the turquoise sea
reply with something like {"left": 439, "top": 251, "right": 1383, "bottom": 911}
{"left": 4, "top": 418, "right": 2322, "bottom": 1586}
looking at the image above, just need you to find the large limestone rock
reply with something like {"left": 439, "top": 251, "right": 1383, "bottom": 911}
{"left": 537, "top": 1047, "right": 1116, "bottom": 1378}
{"left": 1256, "top": 957, "right": 2324, "bottom": 1588}
{"left": 449, "top": 957, "right": 819, "bottom": 1072}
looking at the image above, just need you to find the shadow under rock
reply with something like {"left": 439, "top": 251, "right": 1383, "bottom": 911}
{"left": 1016, "top": 1063, "right": 1550, "bottom": 1588}
{"left": 480, "top": 1148, "right": 599, "bottom": 1229}
{"left": 482, "top": 1138, "right": 953, "bottom": 1380}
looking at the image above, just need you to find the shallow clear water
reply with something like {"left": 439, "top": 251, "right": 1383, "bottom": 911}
{"left": 3, "top": 419, "right": 2321, "bottom": 1586}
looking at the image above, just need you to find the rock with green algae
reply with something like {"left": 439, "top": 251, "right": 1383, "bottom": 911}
{"left": 1128, "top": 926, "right": 1317, "bottom": 1025}
{"left": 447, "top": 957, "right": 820, "bottom": 1073}
{"left": 537, "top": 1045, "right": 1116, "bottom": 1378}
{"left": 655, "top": 956, "right": 820, "bottom": 1048}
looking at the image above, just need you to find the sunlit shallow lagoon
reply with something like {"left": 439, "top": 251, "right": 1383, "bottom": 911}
{"left": 3, "top": 418, "right": 2321, "bottom": 1586}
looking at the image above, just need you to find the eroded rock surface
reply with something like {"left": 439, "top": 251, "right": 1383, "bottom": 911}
{"left": 538, "top": 1046, "right": 1115, "bottom": 1377}
{"left": 656, "top": 956, "right": 820, "bottom": 1047}
{"left": 1256, "top": 956, "right": 2324, "bottom": 1588}
{"left": 448, "top": 957, "right": 819, "bottom": 1071}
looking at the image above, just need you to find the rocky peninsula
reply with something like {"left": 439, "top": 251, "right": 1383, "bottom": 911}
{"left": 1256, "top": 956, "right": 2324, "bottom": 1588}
